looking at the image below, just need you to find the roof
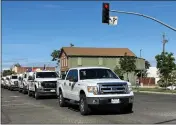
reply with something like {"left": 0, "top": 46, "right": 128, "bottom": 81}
{"left": 60, "top": 47, "right": 136, "bottom": 57}
{"left": 70, "top": 66, "right": 110, "bottom": 70}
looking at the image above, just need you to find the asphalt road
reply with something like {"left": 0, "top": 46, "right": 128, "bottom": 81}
{"left": 1, "top": 88, "right": 176, "bottom": 124}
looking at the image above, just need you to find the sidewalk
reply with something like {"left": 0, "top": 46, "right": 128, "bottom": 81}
{"left": 134, "top": 90, "right": 176, "bottom": 95}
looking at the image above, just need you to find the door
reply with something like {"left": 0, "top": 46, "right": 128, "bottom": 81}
{"left": 69, "top": 69, "right": 80, "bottom": 101}
{"left": 64, "top": 70, "right": 73, "bottom": 99}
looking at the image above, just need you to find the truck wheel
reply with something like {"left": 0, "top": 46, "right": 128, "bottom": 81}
{"left": 34, "top": 88, "right": 40, "bottom": 100}
{"left": 79, "top": 94, "right": 91, "bottom": 115}
{"left": 58, "top": 91, "right": 66, "bottom": 107}
{"left": 19, "top": 88, "right": 22, "bottom": 93}
{"left": 122, "top": 103, "right": 133, "bottom": 113}
{"left": 10, "top": 87, "right": 13, "bottom": 91}
{"left": 28, "top": 90, "right": 32, "bottom": 97}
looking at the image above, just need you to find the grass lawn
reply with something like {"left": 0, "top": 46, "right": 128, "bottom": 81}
{"left": 133, "top": 87, "right": 176, "bottom": 93}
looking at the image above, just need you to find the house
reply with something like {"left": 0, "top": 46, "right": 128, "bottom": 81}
{"left": 12, "top": 66, "right": 56, "bottom": 74}
{"left": 147, "top": 67, "right": 160, "bottom": 85}
{"left": 59, "top": 47, "right": 145, "bottom": 84}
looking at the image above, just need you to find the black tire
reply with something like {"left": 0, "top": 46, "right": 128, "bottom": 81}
{"left": 58, "top": 91, "right": 66, "bottom": 107}
{"left": 28, "top": 90, "right": 32, "bottom": 97}
{"left": 122, "top": 103, "right": 133, "bottom": 113}
{"left": 79, "top": 94, "right": 91, "bottom": 116}
{"left": 10, "top": 87, "right": 13, "bottom": 91}
{"left": 19, "top": 88, "right": 22, "bottom": 93}
{"left": 34, "top": 87, "right": 40, "bottom": 100}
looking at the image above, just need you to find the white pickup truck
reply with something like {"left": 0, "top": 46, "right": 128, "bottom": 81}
{"left": 57, "top": 67, "right": 134, "bottom": 115}
{"left": 28, "top": 70, "right": 59, "bottom": 99}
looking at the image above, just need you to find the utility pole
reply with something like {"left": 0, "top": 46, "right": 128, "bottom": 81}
{"left": 162, "top": 33, "right": 168, "bottom": 53}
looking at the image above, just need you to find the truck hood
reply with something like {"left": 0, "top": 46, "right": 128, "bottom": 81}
{"left": 80, "top": 79, "right": 131, "bottom": 86}
{"left": 35, "top": 78, "right": 58, "bottom": 82}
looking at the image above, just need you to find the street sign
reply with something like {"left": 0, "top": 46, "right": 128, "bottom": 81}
{"left": 109, "top": 16, "right": 118, "bottom": 25}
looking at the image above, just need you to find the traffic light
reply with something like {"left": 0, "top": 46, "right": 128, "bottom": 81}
{"left": 102, "top": 3, "right": 110, "bottom": 24}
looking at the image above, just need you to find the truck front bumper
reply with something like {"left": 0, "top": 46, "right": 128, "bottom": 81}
{"left": 10, "top": 85, "right": 19, "bottom": 90}
{"left": 37, "top": 88, "right": 57, "bottom": 96}
{"left": 86, "top": 96, "right": 134, "bottom": 105}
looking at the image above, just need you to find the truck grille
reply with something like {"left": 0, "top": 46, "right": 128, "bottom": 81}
{"left": 41, "top": 81, "right": 57, "bottom": 88}
{"left": 98, "top": 82, "right": 128, "bottom": 94}
{"left": 14, "top": 81, "right": 18, "bottom": 86}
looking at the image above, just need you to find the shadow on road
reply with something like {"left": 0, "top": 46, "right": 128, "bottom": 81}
{"left": 67, "top": 104, "right": 133, "bottom": 115}
{"left": 37, "top": 96, "right": 58, "bottom": 100}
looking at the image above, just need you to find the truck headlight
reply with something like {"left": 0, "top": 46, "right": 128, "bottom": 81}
{"left": 127, "top": 85, "right": 132, "bottom": 93}
{"left": 38, "top": 82, "right": 43, "bottom": 89}
{"left": 87, "top": 86, "right": 98, "bottom": 95}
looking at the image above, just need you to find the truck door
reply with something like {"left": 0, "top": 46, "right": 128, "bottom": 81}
{"left": 69, "top": 69, "right": 80, "bottom": 101}
{"left": 64, "top": 70, "right": 74, "bottom": 99}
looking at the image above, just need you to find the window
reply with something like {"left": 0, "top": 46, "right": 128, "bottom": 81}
{"left": 24, "top": 74, "right": 27, "bottom": 78}
{"left": 79, "top": 68, "right": 119, "bottom": 80}
{"left": 12, "top": 76, "right": 18, "bottom": 79}
{"left": 116, "top": 58, "right": 120, "bottom": 65}
{"left": 66, "top": 69, "right": 78, "bottom": 80}
{"left": 61, "top": 59, "right": 63, "bottom": 67}
{"left": 98, "top": 58, "right": 103, "bottom": 65}
{"left": 78, "top": 57, "right": 82, "bottom": 66}
{"left": 36, "top": 72, "right": 58, "bottom": 78}
{"left": 65, "top": 58, "right": 67, "bottom": 66}
{"left": 66, "top": 70, "right": 73, "bottom": 80}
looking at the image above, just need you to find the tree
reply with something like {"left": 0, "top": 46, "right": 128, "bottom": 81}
{"left": 70, "top": 43, "right": 74, "bottom": 47}
{"left": 136, "top": 60, "right": 151, "bottom": 78}
{"left": 114, "top": 65, "right": 124, "bottom": 80}
{"left": 155, "top": 52, "right": 175, "bottom": 88}
{"left": 119, "top": 52, "right": 136, "bottom": 81}
{"left": 2, "top": 70, "right": 16, "bottom": 76}
{"left": 51, "top": 50, "right": 61, "bottom": 65}
{"left": 145, "top": 60, "right": 151, "bottom": 69}
{"left": 14, "top": 63, "right": 21, "bottom": 67}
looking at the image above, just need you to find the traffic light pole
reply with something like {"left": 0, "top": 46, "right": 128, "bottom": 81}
{"left": 110, "top": 10, "right": 176, "bottom": 32}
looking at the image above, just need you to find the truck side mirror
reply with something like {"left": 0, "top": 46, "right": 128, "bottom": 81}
{"left": 69, "top": 77, "right": 78, "bottom": 82}
{"left": 62, "top": 74, "right": 66, "bottom": 79}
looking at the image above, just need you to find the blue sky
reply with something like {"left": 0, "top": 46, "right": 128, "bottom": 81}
{"left": 2, "top": 1, "right": 176, "bottom": 70}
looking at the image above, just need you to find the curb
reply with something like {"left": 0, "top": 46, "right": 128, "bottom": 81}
{"left": 133, "top": 90, "right": 176, "bottom": 95}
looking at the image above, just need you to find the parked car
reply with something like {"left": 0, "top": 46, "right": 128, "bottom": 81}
{"left": 57, "top": 67, "right": 134, "bottom": 115}
{"left": 18, "top": 74, "right": 24, "bottom": 93}
{"left": 1, "top": 77, "right": 5, "bottom": 88}
{"left": 5, "top": 76, "right": 10, "bottom": 89}
{"left": 9, "top": 75, "right": 19, "bottom": 91}
{"left": 167, "top": 85, "right": 176, "bottom": 90}
{"left": 28, "top": 70, "right": 59, "bottom": 99}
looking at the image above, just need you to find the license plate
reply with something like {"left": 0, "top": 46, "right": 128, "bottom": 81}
{"left": 111, "top": 99, "right": 120, "bottom": 104}
{"left": 50, "top": 90, "right": 55, "bottom": 92}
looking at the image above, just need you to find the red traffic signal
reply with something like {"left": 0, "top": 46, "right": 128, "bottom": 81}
{"left": 102, "top": 3, "right": 110, "bottom": 24}
{"left": 104, "top": 4, "right": 109, "bottom": 9}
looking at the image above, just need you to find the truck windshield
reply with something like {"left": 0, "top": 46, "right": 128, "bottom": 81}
{"left": 12, "top": 76, "right": 18, "bottom": 79}
{"left": 36, "top": 72, "right": 58, "bottom": 78}
{"left": 79, "top": 68, "right": 119, "bottom": 80}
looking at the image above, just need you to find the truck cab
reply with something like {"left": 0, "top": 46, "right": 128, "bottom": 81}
{"left": 9, "top": 75, "right": 19, "bottom": 91}
{"left": 57, "top": 67, "right": 134, "bottom": 115}
{"left": 28, "top": 70, "right": 59, "bottom": 99}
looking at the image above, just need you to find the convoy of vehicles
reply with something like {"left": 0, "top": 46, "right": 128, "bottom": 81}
{"left": 57, "top": 67, "right": 134, "bottom": 115}
{"left": 1, "top": 66, "right": 136, "bottom": 115}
